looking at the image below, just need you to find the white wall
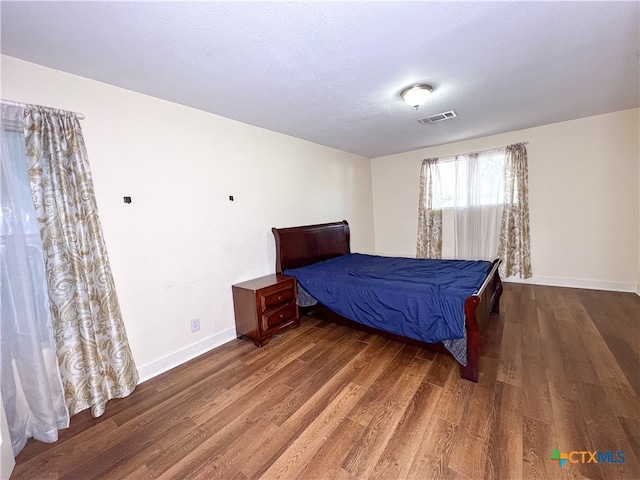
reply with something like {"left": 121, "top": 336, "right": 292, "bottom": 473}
{"left": 372, "top": 109, "right": 640, "bottom": 293}
{"left": 1, "top": 55, "right": 375, "bottom": 380}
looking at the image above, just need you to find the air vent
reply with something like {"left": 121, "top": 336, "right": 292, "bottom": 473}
{"left": 418, "top": 110, "right": 457, "bottom": 125}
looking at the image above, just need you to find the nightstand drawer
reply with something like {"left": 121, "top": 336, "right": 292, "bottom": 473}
{"left": 260, "top": 284, "right": 295, "bottom": 310}
{"left": 262, "top": 302, "right": 297, "bottom": 332}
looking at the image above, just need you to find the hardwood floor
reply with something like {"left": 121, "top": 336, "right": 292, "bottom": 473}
{"left": 11, "top": 283, "right": 640, "bottom": 479}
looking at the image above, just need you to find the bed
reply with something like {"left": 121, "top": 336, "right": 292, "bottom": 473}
{"left": 271, "top": 220, "right": 503, "bottom": 382}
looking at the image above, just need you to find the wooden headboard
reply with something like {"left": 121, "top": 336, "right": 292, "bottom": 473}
{"left": 272, "top": 220, "right": 351, "bottom": 274}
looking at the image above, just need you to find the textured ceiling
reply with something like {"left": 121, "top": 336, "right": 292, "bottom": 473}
{"left": 1, "top": 1, "right": 638, "bottom": 158}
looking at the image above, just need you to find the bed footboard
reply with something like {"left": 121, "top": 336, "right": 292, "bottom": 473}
{"left": 459, "top": 259, "right": 503, "bottom": 382}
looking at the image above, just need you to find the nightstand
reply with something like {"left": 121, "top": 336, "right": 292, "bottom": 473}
{"left": 232, "top": 274, "right": 300, "bottom": 346}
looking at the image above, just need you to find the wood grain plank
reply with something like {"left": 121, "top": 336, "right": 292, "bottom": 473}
{"left": 618, "top": 415, "right": 640, "bottom": 465}
{"left": 496, "top": 318, "right": 522, "bottom": 386}
{"left": 152, "top": 339, "right": 255, "bottom": 392}
{"left": 266, "top": 336, "right": 367, "bottom": 426}
{"left": 521, "top": 359, "right": 554, "bottom": 424}
{"left": 12, "top": 417, "right": 120, "bottom": 476}
{"left": 575, "top": 381, "right": 640, "bottom": 479}
{"left": 369, "top": 381, "right": 442, "bottom": 480}
{"left": 406, "top": 417, "right": 457, "bottom": 480}
{"left": 549, "top": 378, "right": 604, "bottom": 480}
{"left": 561, "top": 289, "right": 601, "bottom": 337}
{"left": 522, "top": 415, "right": 560, "bottom": 480}
{"left": 341, "top": 356, "right": 432, "bottom": 478}
{"left": 447, "top": 383, "right": 496, "bottom": 479}
{"left": 347, "top": 343, "right": 420, "bottom": 426}
{"left": 576, "top": 289, "right": 640, "bottom": 396}
{"left": 581, "top": 332, "right": 640, "bottom": 420}
{"left": 555, "top": 315, "right": 599, "bottom": 386}
{"left": 60, "top": 413, "right": 198, "bottom": 480}
{"left": 295, "top": 418, "right": 364, "bottom": 480}
{"left": 425, "top": 352, "right": 456, "bottom": 387}
{"left": 260, "top": 382, "right": 363, "bottom": 480}
{"left": 481, "top": 309, "right": 505, "bottom": 361}
{"left": 350, "top": 338, "right": 405, "bottom": 388}
{"left": 432, "top": 361, "right": 476, "bottom": 426}
{"left": 201, "top": 417, "right": 278, "bottom": 480}
{"left": 239, "top": 340, "right": 367, "bottom": 479}
{"left": 483, "top": 381, "right": 523, "bottom": 480}
{"left": 146, "top": 382, "right": 293, "bottom": 478}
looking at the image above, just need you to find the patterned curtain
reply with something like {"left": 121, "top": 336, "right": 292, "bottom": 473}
{"left": 24, "top": 106, "right": 138, "bottom": 417}
{"left": 416, "top": 158, "right": 442, "bottom": 258}
{"left": 497, "top": 143, "right": 532, "bottom": 278}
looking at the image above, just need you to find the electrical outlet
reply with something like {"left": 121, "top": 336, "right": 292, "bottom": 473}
{"left": 190, "top": 318, "right": 200, "bottom": 333}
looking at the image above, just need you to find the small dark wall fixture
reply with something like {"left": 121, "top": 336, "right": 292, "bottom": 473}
{"left": 123, "top": 196, "right": 132, "bottom": 204}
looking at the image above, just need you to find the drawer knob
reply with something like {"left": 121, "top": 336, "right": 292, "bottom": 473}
{"left": 278, "top": 295, "right": 282, "bottom": 301}
{"left": 279, "top": 313, "right": 284, "bottom": 318}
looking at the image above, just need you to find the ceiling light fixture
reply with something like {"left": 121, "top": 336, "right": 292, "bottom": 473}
{"left": 400, "top": 84, "right": 433, "bottom": 109}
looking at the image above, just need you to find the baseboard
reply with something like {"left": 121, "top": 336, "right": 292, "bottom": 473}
{"left": 503, "top": 275, "right": 638, "bottom": 294}
{"left": 136, "top": 328, "right": 237, "bottom": 384}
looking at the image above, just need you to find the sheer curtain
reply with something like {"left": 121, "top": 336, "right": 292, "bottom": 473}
{"left": 452, "top": 149, "right": 505, "bottom": 261}
{"left": 0, "top": 105, "right": 69, "bottom": 456}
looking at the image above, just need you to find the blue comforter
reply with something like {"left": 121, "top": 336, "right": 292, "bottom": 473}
{"left": 285, "top": 253, "right": 491, "bottom": 345}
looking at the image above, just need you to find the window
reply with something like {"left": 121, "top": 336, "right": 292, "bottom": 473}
{"left": 417, "top": 142, "right": 531, "bottom": 278}
{"left": 1, "top": 125, "right": 41, "bottom": 239}
{"left": 437, "top": 149, "right": 506, "bottom": 209}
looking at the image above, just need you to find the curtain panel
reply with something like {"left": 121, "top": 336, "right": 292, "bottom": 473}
{"left": 24, "top": 106, "right": 138, "bottom": 417}
{"left": 498, "top": 143, "right": 532, "bottom": 278}
{"left": 416, "top": 158, "right": 442, "bottom": 259}
{"left": 1, "top": 105, "right": 69, "bottom": 456}
{"left": 452, "top": 149, "right": 505, "bottom": 261}
{"left": 454, "top": 204, "right": 503, "bottom": 260}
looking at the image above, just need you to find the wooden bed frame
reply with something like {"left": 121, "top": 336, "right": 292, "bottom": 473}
{"left": 271, "top": 220, "right": 503, "bottom": 382}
